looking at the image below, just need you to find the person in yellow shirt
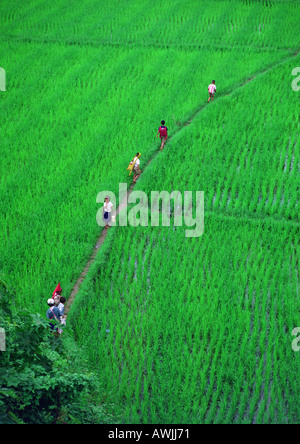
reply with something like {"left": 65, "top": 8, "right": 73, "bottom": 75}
{"left": 129, "top": 153, "right": 141, "bottom": 183}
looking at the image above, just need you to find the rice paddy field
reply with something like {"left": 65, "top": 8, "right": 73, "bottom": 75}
{"left": 1, "top": 0, "right": 299, "bottom": 424}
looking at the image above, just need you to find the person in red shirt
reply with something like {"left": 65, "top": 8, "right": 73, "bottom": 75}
{"left": 156, "top": 120, "right": 168, "bottom": 151}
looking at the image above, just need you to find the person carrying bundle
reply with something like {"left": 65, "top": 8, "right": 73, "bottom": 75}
{"left": 208, "top": 80, "right": 217, "bottom": 102}
{"left": 127, "top": 153, "right": 141, "bottom": 183}
{"left": 52, "top": 282, "right": 62, "bottom": 298}
{"left": 156, "top": 120, "right": 168, "bottom": 150}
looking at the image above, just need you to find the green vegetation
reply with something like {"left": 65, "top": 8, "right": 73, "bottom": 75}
{"left": 0, "top": 277, "right": 115, "bottom": 424}
{"left": 71, "top": 219, "right": 299, "bottom": 423}
{"left": 0, "top": 0, "right": 299, "bottom": 424}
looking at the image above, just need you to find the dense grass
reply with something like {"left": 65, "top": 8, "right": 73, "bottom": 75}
{"left": 70, "top": 219, "right": 299, "bottom": 423}
{"left": 137, "top": 56, "right": 300, "bottom": 223}
{"left": 0, "top": 33, "right": 292, "bottom": 308}
{"left": 70, "top": 60, "right": 300, "bottom": 423}
{"left": 1, "top": 0, "right": 299, "bottom": 50}
{"left": 0, "top": 0, "right": 299, "bottom": 424}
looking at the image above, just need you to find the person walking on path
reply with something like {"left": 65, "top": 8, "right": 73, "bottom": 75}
{"left": 103, "top": 196, "right": 114, "bottom": 228}
{"left": 54, "top": 295, "right": 65, "bottom": 318}
{"left": 156, "top": 120, "right": 168, "bottom": 150}
{"left": 130, "top": 152, "right": 142, "bottom": 183}
{"left": 58, "top": 297, "right": 66, "bottom": 317}
{"left": 46, "top": 298, "right": 61, "bottom": 331}
{"left": 208, "top": 80, "right": 217, "bottom": 102}
{"left": 53, "top": 295, "right": 66, "bottom": 333}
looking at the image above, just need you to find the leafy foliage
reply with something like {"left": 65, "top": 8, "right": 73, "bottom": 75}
{"left": 0, "top": 277, "right": 107, "bottom": 424}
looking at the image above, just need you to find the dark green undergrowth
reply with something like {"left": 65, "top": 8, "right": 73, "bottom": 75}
{"left": 0, "top": 275, "right": 116, "bottom": 424}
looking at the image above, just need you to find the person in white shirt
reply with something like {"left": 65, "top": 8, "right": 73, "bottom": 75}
{"left": 53, "top": 295, "right": 64, "bottom": 317}
{"left": 53, "top": 295, "right": 66, "bottom": 333}
{"left": 130, "top": 152, "right": 141, "bottom": 183}
{"left": 103, "top": 196, "right": 114, "bottom": 228}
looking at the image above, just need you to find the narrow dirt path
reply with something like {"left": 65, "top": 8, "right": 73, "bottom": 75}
{"left": 65, "top": 49, "right": 299, "bottom": 315}
{"left": 65, "top": 183, "right": 135, "bottom": 314}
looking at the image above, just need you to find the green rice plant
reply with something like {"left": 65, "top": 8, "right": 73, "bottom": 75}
{"left": 1, "top": 0, "right": 299, "bottom": 425}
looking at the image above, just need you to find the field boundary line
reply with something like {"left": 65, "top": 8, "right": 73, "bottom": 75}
{"left": 65, "top": 48, "right": 299, "bottom": 315}
{"left": 1, "top": 34, "right": 299, "bottom": 54}
{"left": 204, "top": 209, "right": 299, "bottom": 229}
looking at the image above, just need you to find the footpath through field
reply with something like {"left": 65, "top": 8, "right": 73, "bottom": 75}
{"left": 65, "top": 48, "right": 299, "bottom": 315}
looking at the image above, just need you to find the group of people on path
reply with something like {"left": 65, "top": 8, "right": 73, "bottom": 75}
{"left": 102, "top": 81, "right": 217, "bottom": 228}
{"left": 125, "top": 119, "right": 168, "bottom": 189}
{"left": 127, "top": 80, "right": 217, "bottom": 185}
{"left": 48, "top": 82, "right": 218, "bottom": 314}
{"left": 46, "top": 283, "right": 66, "bottom": 333}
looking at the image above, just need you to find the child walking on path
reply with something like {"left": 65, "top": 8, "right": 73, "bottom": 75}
{"left": 156, "top": 120, "right": 168, "bottom": 150}
{"left": 103, "top": 196, "right": 114, "bottom": 228}
{"left": 208, "top": 80, "right": 217, "bottom": 102}
{"left": 130, "top": 153, "right": 141, "bottom": 183}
